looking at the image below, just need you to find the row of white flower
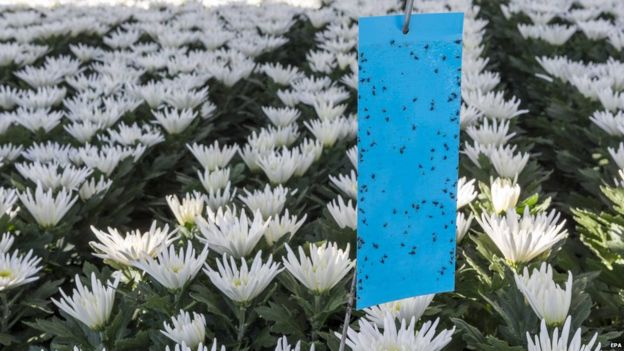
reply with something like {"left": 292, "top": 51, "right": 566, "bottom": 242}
{"left": 426, "top": 2, "right": 602, "bottom": 351}
{"left": 503, "top": 0, "right": 624, "bottom": 49}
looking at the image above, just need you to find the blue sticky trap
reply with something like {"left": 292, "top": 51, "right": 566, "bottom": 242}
{"left": 356, "top": 13, "right": 463, "bottom": 309}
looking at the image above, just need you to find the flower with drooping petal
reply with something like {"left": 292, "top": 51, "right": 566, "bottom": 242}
{"left": 161, "top": 310, "right": 206, "bottom": 349}
{"left": 89, "top": 221, "right": 178, "bottom": 267}
{"left": 204, "top": 251, "right": 283, "bottom": 304}
{"left": 526, "top": 316, "right": 600, "bottom": 351}
{"left": 283, "top": 242, "right": 354, "bottom": 293}
{"left": 132, "top": 241, "right": 208, "bottom": 290}
{"left": 514, "top": 263, "right": 572, "bottom": 326}
{"left": 52, "top": 273, "right": 118, "bottom": 330}
{"left": 340, "top": 316, "right": 455, "bottom": 351}
{"left": 365, "top": 294, "right": 435, "bottom": 327}
{"left": 0, "top": 249, "right": 42, "bottom": 291}
{"left": 476, "top": 207, "right": 568, "bottom": 264}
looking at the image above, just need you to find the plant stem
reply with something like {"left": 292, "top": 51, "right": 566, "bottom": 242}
{"left": 0, "top": 293, "right": 9, "bottom": 332}
{"left": 310, "top": 294, "right": 323, "bottom": 341}
{"left": 236, "top": 305, "right": 247, "bottom": 349}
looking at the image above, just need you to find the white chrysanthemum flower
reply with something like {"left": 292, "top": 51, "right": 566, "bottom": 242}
{"left": 164, "top": 87, "right": 208, "bottom": 110}
{"left": 166, "top": 339, "right": 225, "bottom": 351}
{"left": 283, "top": 242, "right": 354, "bottom": 293}
{"left": 457, "top": 177, "right": 477, "bottom": 209}
{"left": 76, "top": 145, "right": 123, "bottom": 176}
{"left": 132, "top": 242, "right": 208, "bottom": 290}
{"left": 187, "top": 142, "right": 238, "bottom": 172}
{"left": 459, "top": 104, "right": 483, "bottom": 130}
{"left": 79, "top": 176, "right": 113, "bottom": 201}
{"left": 365, "top": 294, "right": 435, "bottom": 327}
{"left": 329, "top": 170, "right": 357, "bottom": 199}
{"left": 90, "top": 222, "right": 178, "bottom": 267}
{"left": 608, "top": 143, "right": 624, "bottom": 169}
{"left": 264, "top": 209, "right": 307, "bottom": 246}
{"left": 0, "top": 233, "right": 14, "bottom": 253}
{"left": 204, "top": 251, "right": 283, "bottom": 304}
{"left": 466, "top": 119, "right": 515, "bottom": 146}
{"left": 0, "top": 143, "right": 22, "bottom": 163}
{"left": 16, "top": 86, "right": 66, "bottom": 108}
{"left": 300, "top": 138, "right": 323, "bottom": 162}
{"left": 18, "top": 183, "right": 77, "bottom": 228}
{"left": 162, "top": 310, "right": 206, "bottom": 349}
{"left": 275, "top": 336, "right": 315, "bottom": 351}
{"left": 152, "top": 108, "right": 197, "bottom": 134}
{"left": 260, "top": 63, "right": 303, "bottom": 86}
{"left": 197, "top": 168, "right": 230, "bottom": 193}
{"left": 527, "top": 316, "right": 600, "bottom": 351}
{"left": 347, "top": 146, "right": 357, "bottom": 170}
{"left": 517, "top": 24, "right": 576, "bottom": 46}
{"left": 258, "top": 147, "right": 300, "bottom": 184}
{"left": 205, "top": 182, "right": 237, "bottom": 210}
{"left": 52, "top": 273, "right": 118, "bottom": 330}
{"left": 476, "top": 207, "right": 568, "bottom": 264}
{"left": 327, "top": 195, "right": 357, "bottom": 230}
{"left": 13, "top": 107, "right": 63, "bottom": 133}
{"left": 104, "top": 122, "right": 164, "bottom": 147}
{"left": 341, "top": 316, "right": 454, "bottom": 351}
{"left": 0, "top": 249, "right": 42, "bottom": 291}
{"left": 0, "top": 187, "right": 19, "bottom": 219}
{"left": 590, "top": 110, "right": 624, "bottom": 136}
{"left": 200, "top": 101, "right": 217, "bottom": 120}
{"left": 196, "top": 206, "right": 268, "bottom": 258}
{"left": 262, "top": 106, "right": 301, "bottom": 127}
{"left": 304, "top": 118, "right": 349, "bottom": 148}
{"left": 463, "top": 90, "right": 528, "bottom": 120}
{"left": 491, "top": 177, "right": 521, "bottom": 214}
{"left": 488, "top": 144, "right": 530, "bottom": 178}
{"left": 238, "top": 184, "right": 289, "bottom": 219}
{"left": 23, "top": 141, "right": 73, "bottom": 164}
{"left": 64, "top": 121, "right": 102, "bottom": 143}
{"left": 15, "top": 162, "right": 92, "bottom": 191}
{"left": 462, "top": 72, "right": 500, "bottom": 94}
{"left": 514, "top": 263, "right": 572, "bottom": 326}
{"left": 313, "top": 100, "right": 347, "bottom": 121}
{"left": 456, "top": 212, "right": 473, "bottom": 242}
{"left": 167, "top": 192, "right": 206, "bottom": 227}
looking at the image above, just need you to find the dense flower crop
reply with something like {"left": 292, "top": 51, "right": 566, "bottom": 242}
{"left": 0, "top": 0, "right": 622, "bottom": 350}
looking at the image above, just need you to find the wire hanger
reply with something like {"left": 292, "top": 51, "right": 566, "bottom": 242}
{"left": 402, "top": 0, "right": 415, "bottom": 34}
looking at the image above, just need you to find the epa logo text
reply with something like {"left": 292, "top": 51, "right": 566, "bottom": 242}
{"left": 608, "top": 342, "right": 623, "bottom": 351}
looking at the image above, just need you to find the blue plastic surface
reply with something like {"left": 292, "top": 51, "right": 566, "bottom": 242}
{"left": 357, "top": 12, "right": 464, "bottom": 309}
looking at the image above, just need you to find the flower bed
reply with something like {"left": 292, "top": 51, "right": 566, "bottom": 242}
{"left": 0, "top": 0, "right": 622, "bottom": 350}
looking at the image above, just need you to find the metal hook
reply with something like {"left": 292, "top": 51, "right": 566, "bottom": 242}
{"left": 402, "top": 0, "right": 415, "bottom": 34}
